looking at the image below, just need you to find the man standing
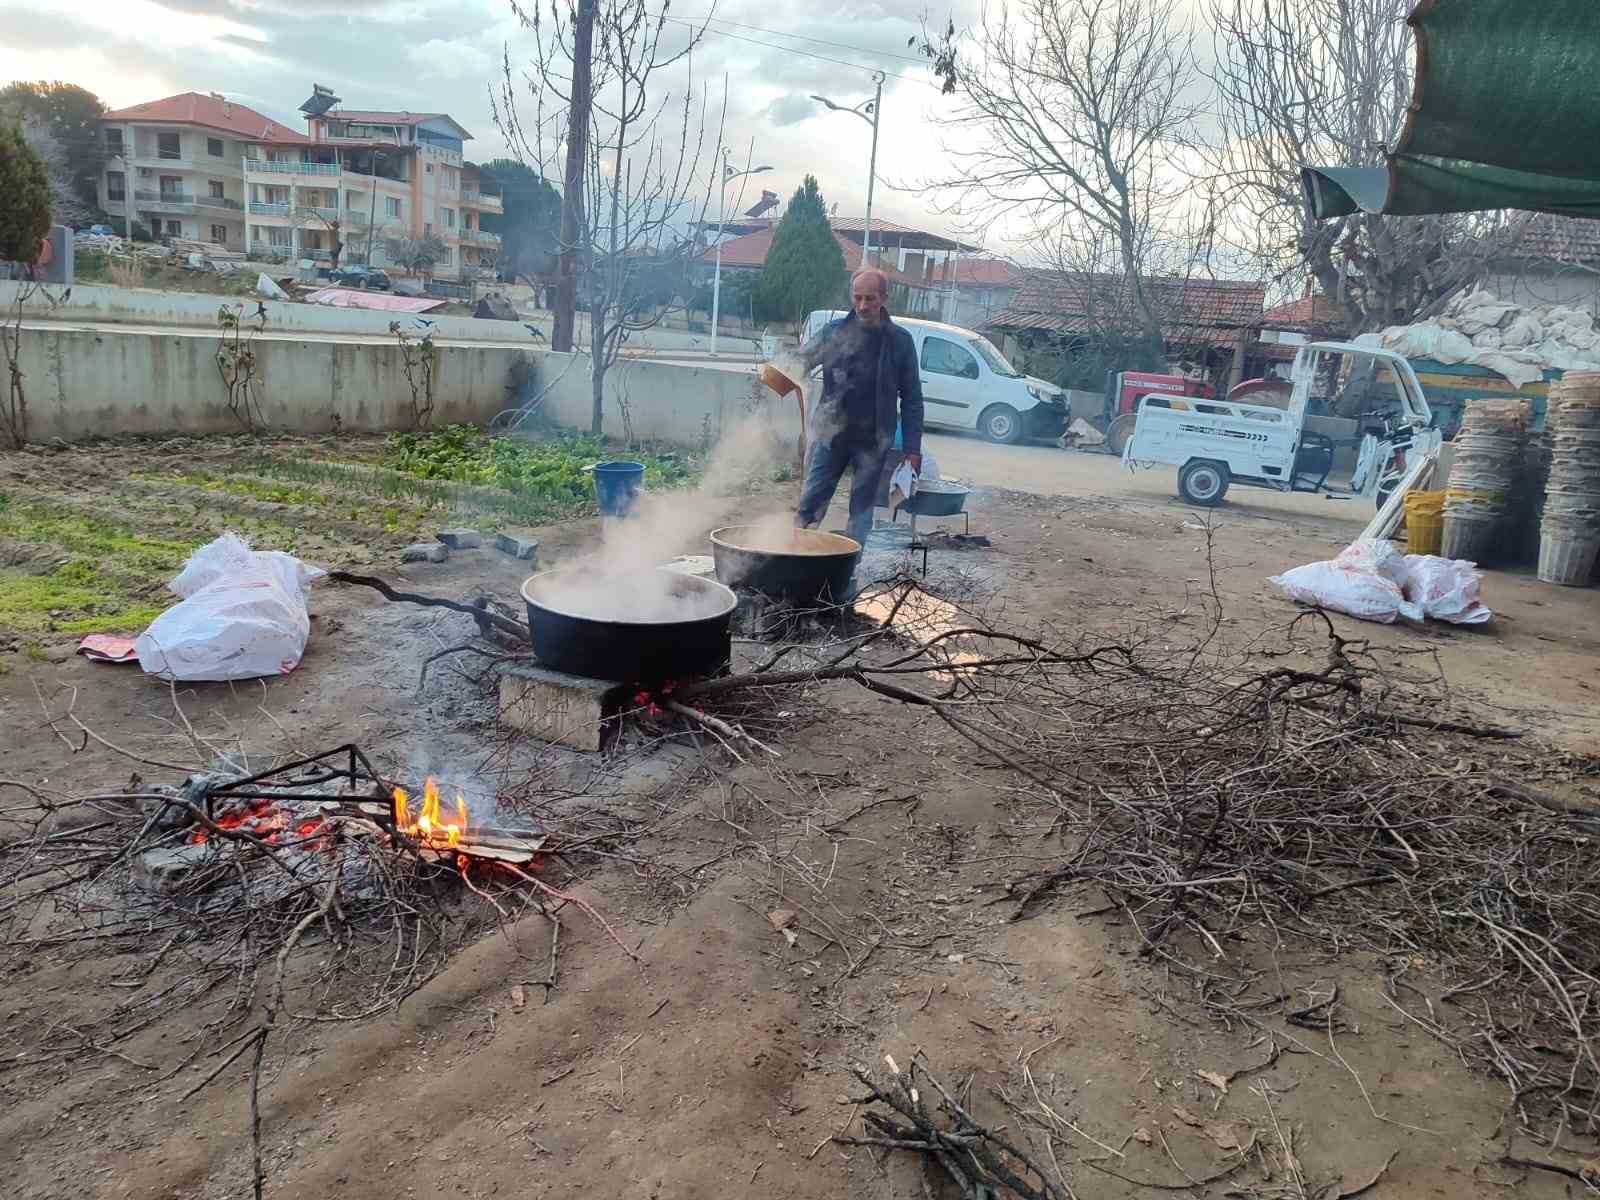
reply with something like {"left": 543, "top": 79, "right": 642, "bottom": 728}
{"left": 795, "top": 268, "right": 924, "bottom": 546}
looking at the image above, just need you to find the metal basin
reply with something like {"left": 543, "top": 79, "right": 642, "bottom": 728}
{"left": 899, "top": 481, "right": 971, "bottom": 518}
{"left": 709, "top": 525, "right": 862, "bottom": 605}
{"left": 521, "top": 568, "right": 736, "bottom": 683}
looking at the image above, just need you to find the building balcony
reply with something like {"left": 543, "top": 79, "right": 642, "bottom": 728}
{"left": 136, "top": 190, "right": 196, "bottom": 211}
{"left": 244, "top": 159, "right": 342, "bottom": 178}
{"left": 249, "top": 201, "right": 292, "bottom": 217}
{"left": 298, "top": 206, "right": 340, "bottom": 222}
{"left": 131, "top": 153, "right": 195, "bottom": 171}
{"left": 104, "top": 197, "right": 127, "bottom": 212}
{"left": 249, "top": 240, "right": 294, "bottom": 258}
{"left": 197, "top": 195, "right": 244, "bottom": 211}
{"left": 462, "top": 189, "right": 504, "bottom": 213}
{"left": 461, "top": 228, "right": 501, "bottom": 247}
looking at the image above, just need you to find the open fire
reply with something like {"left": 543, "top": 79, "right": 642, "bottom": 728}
{"left": 181, "top": 756, "right": 541, "bottom": 873}
{"left": 393, "top": 778, "right": 470, "bottom": 850}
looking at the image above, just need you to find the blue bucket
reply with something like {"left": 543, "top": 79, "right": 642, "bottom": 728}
{"left": 593, "top": 461, "right": 646, "bottom": 517}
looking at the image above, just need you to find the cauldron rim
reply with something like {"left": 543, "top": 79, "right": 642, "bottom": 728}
{"left": 520, "top": 567, "right": 737, "bottom": 626}
{"left": 709, "top": 525, "right": 861, "bottom": 558}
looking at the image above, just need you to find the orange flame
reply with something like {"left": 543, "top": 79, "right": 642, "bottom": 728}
{"left": 392, "top": 777, "right": 468, "bottom": 850}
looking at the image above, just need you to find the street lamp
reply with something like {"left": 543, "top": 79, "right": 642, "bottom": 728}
{"left": 811, "top": 71, "right": 885, "bottom": 266}
{"left": 710, "top": 150, "right": 772, "bottom": 356}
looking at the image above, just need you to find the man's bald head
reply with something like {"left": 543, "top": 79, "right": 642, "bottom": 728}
{"left": 851, "top": 268, "right": 890, "bottom": 327}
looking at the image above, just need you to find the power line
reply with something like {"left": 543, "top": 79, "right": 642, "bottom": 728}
{"left": 671, "top": 12, "right": 933, "bottom": 66}
{"left": 650, "top": 14, "right": 943, "bottom": 89}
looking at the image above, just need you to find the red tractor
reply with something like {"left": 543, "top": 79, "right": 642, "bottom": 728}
{"left": 1101, "top": 371, "right": 1296, "bottom": 455}
{"left": 1102, "top": 370, "right": 1216, "bottom": 455}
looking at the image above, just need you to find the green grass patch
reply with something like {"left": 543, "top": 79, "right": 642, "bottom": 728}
{"left": 0, "top": 503, "right": 193, "bottom": 635}
{"left": 383, "top": 427, "right": 697, "bottom": 503}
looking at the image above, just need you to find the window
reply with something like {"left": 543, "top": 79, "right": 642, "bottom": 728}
{"left": 267, "top": 227, "right": 291, "bottom": 248}
{"left": 159, "top": 175, "right": 184, "bottom": 197}
{"left": 211, "top": 224, "right": 228, "bottom": 243}
{"left": 346, "top": 190, "right": 362, "bottom": 210}
{"left": 425, "top": 163, "right": 433, "bottom": 174}
{"left": 385, "top": 197, "right": 401, "bottom": 219}
{"left": 157, "top": 132, "right": 181, "bottom": 160}
{"left": 442, "top": 207, "right": 455, "bottom": 228}
{"left": 207, "top": 137, "right": 224, "bottom": 157}
{"left": 921, "top": 336, "right": 980, "bottom": 380}
{"left": 970, "top": 336, "right": 1020, "bottom": 378}
{"left": 209, "top": 180, "right": 225, "bottom": 199}
{"left": 106, "top": 128, "right": 123, "bottom": 155}
{"left": 106, "top": 171, "right": 126, "bottom": 201}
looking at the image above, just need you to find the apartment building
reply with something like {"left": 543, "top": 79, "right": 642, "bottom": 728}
{"left": 97, "top": 93, "right": 309, "bottom": 250}
{"left": 97, "top": 85, "right": 504, "bottom": 282}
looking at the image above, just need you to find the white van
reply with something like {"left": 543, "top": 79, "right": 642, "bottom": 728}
{"left": 801, "top": 310, "right": 1068, "bottom": 444}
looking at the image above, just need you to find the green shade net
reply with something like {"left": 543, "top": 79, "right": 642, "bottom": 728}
{"left": 1302, "top": 0, "right": 1600, "bottom": 219}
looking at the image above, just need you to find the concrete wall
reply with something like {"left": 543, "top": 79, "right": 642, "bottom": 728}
{"left": 9, "top": 321, "right": 779, "bottom": 446}
{"left": 537, "top": 353, "right": 798, "bottom": 445}
{"left": 13, "top": 325, "right": 524, "bottom": 441}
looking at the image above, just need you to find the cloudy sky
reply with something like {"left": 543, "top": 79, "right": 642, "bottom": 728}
{"left": 0, "top": 0, "right": 991, "bottom": 247}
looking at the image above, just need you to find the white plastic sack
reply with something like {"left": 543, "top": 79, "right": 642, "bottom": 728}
{"left": 1396, "top": 554, "right": 1493, "bottom": 625}
{"left": 1268, "top": 540, "right": 1422, "bottom": 624}
{"left": 135, "top": 534, "right": 325, "bottom": 681}
{"left": 1268, "top": 540, "right": 1492, "bottom": 626}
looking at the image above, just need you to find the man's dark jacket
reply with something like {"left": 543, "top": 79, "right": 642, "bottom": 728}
{"left": 801, "top": 311, "right": 924, "bottom": 454}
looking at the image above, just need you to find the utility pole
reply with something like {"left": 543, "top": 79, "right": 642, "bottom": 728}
{"left": 553, "top": 0, "right": 596, "bottom": 354}
{"left": 811, "top": 71, "right": 884, "bottom": 267}
{"left": 710, "top": 149, "right": 771, "bottom": 357}
{"left": 862, "top": 72, "right": 882, "bottom": 264}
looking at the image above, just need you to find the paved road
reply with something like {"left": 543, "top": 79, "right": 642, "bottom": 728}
{"left": 923, "top": 430, "right": 1373, "bottom": 532}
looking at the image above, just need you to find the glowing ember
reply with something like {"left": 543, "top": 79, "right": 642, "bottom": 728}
{"left": 190, "top": 799, "right": 326, "bottom": 847}
{"left": 393, "top": 778, "right": 469, "bottom": 849}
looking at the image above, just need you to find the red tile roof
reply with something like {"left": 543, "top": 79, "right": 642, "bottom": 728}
{"left": 990, "top": 270, "right": 1265, "bottom": 346}
{"left": 951, "top": 258, "right": 1022, "bottom": 287}
{"left": 701, "top": 227, "right": 935, "bottom": 291}
{"left": 1261, "top": 292, "right": 1348, "bottom": 332}
{"left": 101, "top": 93, "right": 308, "bottom": 143}
{"left": 1509, "top": 215, "right": 1600, "bottom": 264}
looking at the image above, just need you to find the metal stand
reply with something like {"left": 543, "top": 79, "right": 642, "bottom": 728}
{"left": 888, "top": 508, "right": 973, "bottom": 578}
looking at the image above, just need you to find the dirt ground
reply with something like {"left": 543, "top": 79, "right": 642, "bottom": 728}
{"left": 3, "top": 433, "right": 1597, "bottom": 1200}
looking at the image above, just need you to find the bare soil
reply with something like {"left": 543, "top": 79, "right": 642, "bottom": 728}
{"left": 3, "top": 437, "right": 1596, "bottom": 1200}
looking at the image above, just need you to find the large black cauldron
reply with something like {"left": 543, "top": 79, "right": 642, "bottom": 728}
{"left": 710, "top": 526, "right": 862, "bottom": 605}
{"left": 521, "top": 568, "right": 737, "bottom": 683}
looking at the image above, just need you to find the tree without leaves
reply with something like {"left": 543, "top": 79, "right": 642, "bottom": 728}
{"left": 916, "top": 0, "right": 1206, "bottom": 369}
{"left": 296, "top": 195, "right": 345, "bottom": 269}
{"left": 493, "top": 0, "right": 723, "bottom": 435}
{"left": 387, "top": 234, "right": 450, "bottom": 282}
{"left": 753, "top": 175, "right": 848, "bottom": 325}
{"left": 0, "top": 121, "right": 52, "bottom": 265}
{"left": 0, "top": 81, "right": 106, "bottom": 211}
{"left": 1205, "top": 0, "right": 1533, "bottom": 332}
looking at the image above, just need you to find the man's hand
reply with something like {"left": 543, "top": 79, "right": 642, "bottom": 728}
{"left": 903, "top": 452, "right": 922, "bottom": 474}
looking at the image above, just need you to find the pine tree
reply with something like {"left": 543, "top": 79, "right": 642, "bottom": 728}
{"left": 754, "top": 176, "right": 848, "bottom": 324}
{"left": 0, "top": 121, "right": 51, "bottom": 265}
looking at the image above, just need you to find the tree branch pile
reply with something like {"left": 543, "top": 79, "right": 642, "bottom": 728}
{"left": 668, "top": 578, "right": 1598, "bottom": 1139}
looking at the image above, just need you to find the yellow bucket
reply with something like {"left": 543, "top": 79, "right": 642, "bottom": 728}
{"left": 1404, "top": 490, "right": 1445, "bottom": 555}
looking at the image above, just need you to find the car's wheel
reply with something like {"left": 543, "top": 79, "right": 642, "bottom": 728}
{"left": 1178, "top": 459, "right": 1231, "bottom": 507}
{"left": 978, "top": 403, "right": 1024, "bottom": 444}
{"left": 1105, "top": 412, "right": 1139, "bottom": 456}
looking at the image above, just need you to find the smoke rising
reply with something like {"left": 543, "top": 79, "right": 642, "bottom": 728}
{"left": 527, "top": 414, "right": 800, "bottom": 620}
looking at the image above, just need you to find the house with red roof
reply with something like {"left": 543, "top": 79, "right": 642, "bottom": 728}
{"left": 98, "top": 85, "right": 500, "bottom": 282}
{"left": 985, "top": 269, "right": 1268, "bottom": 390}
